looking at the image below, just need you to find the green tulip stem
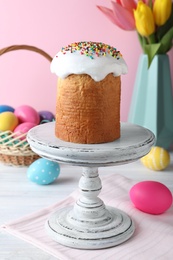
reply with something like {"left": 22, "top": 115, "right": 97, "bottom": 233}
{"left": 147, "top": 33, "right": 156, "bottom": 44}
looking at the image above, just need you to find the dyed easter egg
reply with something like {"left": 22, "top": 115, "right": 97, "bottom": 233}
{"left": 0, "top": 111, "right": 18, "bottom": 131}
{"left": 14, "top": 105, "right": 40, "bottom": 124}
{"left": 130, "top": 181, "right": 173, "bottom": 214}
{"left": 141, "top": 146, "right": 170, "bottom": 171}
{"left": 27, "top": 158, "right": 60, "bottom": 185}
{"left": 14, "top": 122, "right": 37, "bottom": 140}
{"left": 39, "top": 110, "right": 55, "bottom": 123}
{"left": 0, "top": 105, "right": 15, "bottom": 113}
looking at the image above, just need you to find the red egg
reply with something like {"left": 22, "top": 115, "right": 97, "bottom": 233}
{"left": 14, "top": 105, "right": 40, "bottom": 124}
{"left": 129, "top": 181, "right": 173, "bottom": 215}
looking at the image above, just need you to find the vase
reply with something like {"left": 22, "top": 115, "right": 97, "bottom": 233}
{"left": 128, "top": 54, "right": 173, "bottom": 150}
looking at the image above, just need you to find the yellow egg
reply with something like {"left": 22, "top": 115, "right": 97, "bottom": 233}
{"left": 0, "top": 111, "right": 18, "bottom": 131}
{"left": 141, "top": 146, "right": 170, "bottom": 171}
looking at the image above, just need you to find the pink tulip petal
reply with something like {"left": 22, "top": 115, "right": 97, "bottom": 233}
{"left": 120, "top": 0, "right": 136, "bottom": 10}
{"left": 111, "top": 1, "right": 136, "bottom": 30}
{"left": 97, "top": 5, "right": 127, "bottom": 29}
{"left": 115, "top": 0, "right": 122, "bottom": 4}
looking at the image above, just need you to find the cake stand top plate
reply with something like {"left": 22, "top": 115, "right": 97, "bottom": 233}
{"left": 27, "top": 122, "right": 155, "bottom": 167}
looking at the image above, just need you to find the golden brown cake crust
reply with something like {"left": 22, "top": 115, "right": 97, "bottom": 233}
{"left": 55, "top": 73, "right": 121, "bottom": 144}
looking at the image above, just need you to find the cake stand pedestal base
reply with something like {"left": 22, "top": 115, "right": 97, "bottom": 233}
{"left": 27, "top": 122, "right": 155, "bottom": 249}
{"left": 45, "top": 167, "right": 134, "bottom": 249}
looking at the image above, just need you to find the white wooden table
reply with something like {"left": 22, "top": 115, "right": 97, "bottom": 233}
{"left": 0, "top": 153, "right": 173, "bottom": 259}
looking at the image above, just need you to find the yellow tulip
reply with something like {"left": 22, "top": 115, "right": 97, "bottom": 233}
{"left": 153, "top": 0, "right": 172, "bottom": 26}
{"left": 134, "top": 1, "right": 155, "bottom": 37}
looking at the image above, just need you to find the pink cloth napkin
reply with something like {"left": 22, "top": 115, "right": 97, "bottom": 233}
{"left": 1, "top": 174, "right": 173, "bottom": 259}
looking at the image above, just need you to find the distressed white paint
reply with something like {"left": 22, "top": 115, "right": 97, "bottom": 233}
{"left": 27, "top": 122, "right": 155, "bottom": 249}
{"left": 1, "top": 156, "right": 173, "bottom": 258}
{"left": 45, "top": 166, "right": 135, "bottom": 249}
{"left": 27, "top": 122, "right": 155, "bottom": 167}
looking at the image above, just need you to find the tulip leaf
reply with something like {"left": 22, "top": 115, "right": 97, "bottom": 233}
{"left": 137, "top": 33, "right": 148, "bottom": 51}
{"left": 143, "top": 43, "right": 161, "bottom": 68}
{"left": 159, "top": 27, "right": 173, "bottom": 53}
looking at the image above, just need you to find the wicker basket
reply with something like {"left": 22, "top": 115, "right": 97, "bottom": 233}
{"left": 0, "top": 45, "right": 52, "bottom": 166}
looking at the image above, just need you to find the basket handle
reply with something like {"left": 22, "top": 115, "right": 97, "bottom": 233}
{"left": 0, "top": 44, "right": 52, "bottom": 62}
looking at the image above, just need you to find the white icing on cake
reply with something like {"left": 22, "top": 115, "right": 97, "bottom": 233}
{"left": 50, "top": 42, "right": 128, "bottom": 82}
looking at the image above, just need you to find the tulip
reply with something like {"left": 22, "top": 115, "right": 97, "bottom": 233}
{"left": 153, "top": 0, "right": 172, "bottom": 26}
{"left": 97, "top": 0, "right": 137, "bottom": 30}
{"left": 134, "top": 1, "right": 155, "bottom": 37}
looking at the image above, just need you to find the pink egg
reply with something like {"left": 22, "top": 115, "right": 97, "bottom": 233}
{"left": 14, "top": 105, "right": 40, "bottom": 124}
{"left": 129, "top": 181, "right": 172, "bottom": 215}
{"left": 14, "top": 122, "right": 37, "bottom": 140}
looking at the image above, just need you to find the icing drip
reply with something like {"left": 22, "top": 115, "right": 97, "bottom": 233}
{"left": 51, "top": 41, "right": 128, "bottom": 81}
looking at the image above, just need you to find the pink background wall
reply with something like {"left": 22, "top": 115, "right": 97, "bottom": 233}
{"left": 0, "top": 0, "right": 172, "bottom": 121}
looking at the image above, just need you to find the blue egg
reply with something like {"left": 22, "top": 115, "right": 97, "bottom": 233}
{"left": 27, "top": 158, "right": 60, "bottom": 185}
{"left": 0, "top": 105, "right": 15, "bottom": 113}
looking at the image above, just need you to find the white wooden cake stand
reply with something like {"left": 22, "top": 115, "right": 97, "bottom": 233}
{"left": 27, "top": 122, "right": 155, "bottom": 249}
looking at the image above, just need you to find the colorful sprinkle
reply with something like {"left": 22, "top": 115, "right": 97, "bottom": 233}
{"left": 59, "top": 41, "right": 122, "bottom": 60}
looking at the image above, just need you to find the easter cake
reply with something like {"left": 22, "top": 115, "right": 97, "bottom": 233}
{"left": 51, "top": 41, "right": 128, "bottom": 144}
